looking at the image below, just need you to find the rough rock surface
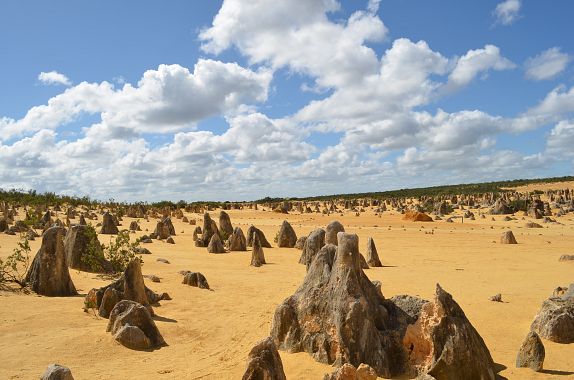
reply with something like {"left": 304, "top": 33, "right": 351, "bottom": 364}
{"left": 325, "top": 220, "right": 345, "bottom": 245}
{"left": 500, "top": 231, "right": 518, "bottom": 244}
{"left": 323, "top": 363, "right": 377, "bottom": 380}
{"left": 247, "top": 225, "right": 272, "bottom": 248}
{"left": 366, "top": 237, "right": 382, "bottom": 267}
{"left": 100, "top": 212, "right": 119, "bottom": 234}
{"left": 294, "top": 236, "right": 307, "bottom": 250}
{"left": 198, "top": 213, "right": 218, "bottom": 247}
{"left": 251, "top": 234, "right": 266, "bottom": 267}
{"left": 154, "top": 217, "right": 175, "bottom": 239}
{"left": 182, "top": 271, "right": 210, "bottom": 289}
{"left": 40, "top": 364, "right": 74, "bottom": 380}
{"left": 218, "top": 211, "right": 234, "bottom": 239}
{"left": 85, "top": 259, "right": 168, "bottom": 318}
{"left": 276, "top": 220, "right": 297, "bottom": 248}
{"left": 516, "top": 331, "right": 545, "bottom": 371}
{"left": 228, "top": 227, "right": 247, "bottom": 251}
{"left": 63, "top": 225, "right": 107, "bottom": 272}
{"left": 298, "top": 228, "right": 326, "bottom": 269}
{"left": 207, "top": 233, "right": 226, "bottom": 254}
{"left": 531, "top": 285, "right": 574, "bottom": 343}
{"left": 242, "top": 337, "right": 286, "bottom": 380}
{"left": 402, "top": 284, "right": 496, "bottom": 380}
{"left": 272, "top": 232, "right": 409, "bottom": 378}
{"left": 106, "top": 300, "right": 165, "bottom": 350}
{"left": 25, "top": 226, "right": 77, "bottom": 296}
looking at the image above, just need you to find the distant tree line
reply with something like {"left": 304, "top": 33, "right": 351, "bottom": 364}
{"left": 1, "top": 175, "right": 572, "bottom": 207}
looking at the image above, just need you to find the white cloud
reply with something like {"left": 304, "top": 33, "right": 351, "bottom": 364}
{"left": 546, "top": 120, "right": 574, "bottom": 158}
{"left": 446, "top": 45, "right": 515, "bottom": 90}
{"left": 525, "top": 47, "right": 571, "bottom": 81}
{"left": 1, "top": 60, "right": 271, "bottom": 141}
{"left": 38, "top": 71, "right": 72, "bottom": 86}
{"left": 200, "top": 0, "right": 387, "bottom": 89}
{"left": 493, "top": 0, "right": 522, "bottom": 26}
{"left": 2, "top": 1, "right": 573, "bottom": 201}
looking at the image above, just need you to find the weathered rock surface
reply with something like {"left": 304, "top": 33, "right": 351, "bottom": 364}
{"left": 85, "top": 259, "right": 168, "bottom": 318}
{"left": 25, "top": 226, "right": 77, "bottom": 296}
{"left": 272, "top": 232, "right": 409, "bottom": 378}
{"left": 40, "top": 364, "right": 74, "bottom": 380}
{"left": 207, "top": 233, "right": 226, "bottom": 254}
{"left": 242, "top": 337, "right": 286, "bottom": 380}
{"left": 366, "top": 237, "right": 382, "bottom": 267}
{"left": 298, "top": 228, "right": 325, "bottom": 269}
{"left": 219, "top": 211, "right": 234, "bottom": 239}
{"left": 106, "top": 300, "right": 165, "bottom": 350}
{"left": 323, "top": 363, "right": 377, "bottom": 380}
{"left": 154, "top": 217, "right": 175, "bottom": 239}
{"left": 276, "top": 220, "right": 297, "bottom": 248}
{"left": 403, "top": 284, "right": 496, "bottom": 380}
{"left": 531, "top": 285, "right": 574, "bottom": 343}
{"left": 228, "top": 227, "right": 247, "bottom": 251}
{"left": 251, "top": 233, "right": 266, "bottom": 267}
{"left": 516, "top": 331, "right": 545, "bottom": 371}
{"left": 63, "top": 225, "right": 107, "bottom": 272}
{"left": 100, "top": 212, "right": 119, "bottom": 234}
{"left": 500, "top": 231, "right": 518, "bottom": 244}
{"left": 247, "top": 225, "right": 272, "bottom": 248}
{"left": 182, "top": 271, "right": 210, "bottom": 289}
{"left": 325, "top": 220, "right": 345, "bottom": 245}
{"left": 294, "top": 236, "right": 306, "bottom": 250}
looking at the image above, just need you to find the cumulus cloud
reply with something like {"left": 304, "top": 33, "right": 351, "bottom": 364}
{"left": 38, "top": 71, "right": 72, "bottom": 86}
{"left": 1, "top": 60, "right": 271, "bottom": 141}
{"left": 446, "top": 45, "right": 515, "bottom": 90}
{"left": 2, "top": 0, "right": 573, "bottom": 201}
{"left": 525, "top": 47, "right": 571, "bottom": 81}
{"left": 546, "top": 120, "right": 574, "bottom": 158}
{"left": 200, "top": 0, "right": 387, "bottom": 89}
{"left": 493, "top": 0, "right": 522, "bottom": 26}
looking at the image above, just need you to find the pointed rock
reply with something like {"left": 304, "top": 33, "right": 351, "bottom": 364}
{"left": 207, "top": 233, "right": 226, "bottom": 253}
{"left": 325, "top": 220, "right": 345, "bottom": 245}
{"left": 366, "top": 237, "right": 382, "bottom": 267}
{"left": 228, "top": 227, "right": 247, "bottom": 251}
{"left": 276, "top": 220, "right": 297, "bottom": 248}
{"left": 272, "top": 232, "right": 407, "bottom": 378}
{"left": 100, "top": 212, "right": 119, "bottom": 234}
{"left": 246, "top": 225, "right": 272, "bottom": 248}
{"left": 218, "top": 211, "right": 234, "bottom": 240}
{"left": 63, "top": 225, "right": 107, "bottom": 272}
{"left": 516, "top": 331, "right": 545, "bottom": 371}
{"left": 403, "top": 284, "right": 496, "bottom": 380}
{"left": 251, "top": 234, "right": 266, "bottom": 267}
{"left": 500, "top": 231, "right": 517, "bottom": 244}
{"left": 242, "top": 337, "right": 286, "bottom": 380}
{"left": 26, "top": 226, "right": 77, "bottom": 297}
{"left": 298, "top": 228, "right": 325, "bottom": 269}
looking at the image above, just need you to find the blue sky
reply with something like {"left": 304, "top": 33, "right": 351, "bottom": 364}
{"left": 1, "top": 0, "right": 573, "bottom": 201}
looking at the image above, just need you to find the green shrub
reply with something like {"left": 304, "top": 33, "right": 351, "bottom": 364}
{"left": 0, "top": 234, "right": 31, "bottom": 288}
{"left": 80, "top": 224, "right": 106, "bottom": 272}
{"left": 105, "top": 230, "right": 142, "bottom": 273}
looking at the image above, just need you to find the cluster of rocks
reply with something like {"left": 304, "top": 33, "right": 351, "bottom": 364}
{"left": 271, "top": 230, "right": 497, "bottom": 379}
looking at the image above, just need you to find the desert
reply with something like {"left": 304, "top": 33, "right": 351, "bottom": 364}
{"left": 1, "top": 179, "right": 573, "bottom": 379}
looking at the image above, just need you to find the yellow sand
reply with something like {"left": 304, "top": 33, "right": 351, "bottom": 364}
{"left": 1, "top": 203, "right": 573, "bottom": 379}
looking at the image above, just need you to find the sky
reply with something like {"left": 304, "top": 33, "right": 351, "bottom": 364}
{"left": 1, "top": 0, "right": 573, "bottom": 202}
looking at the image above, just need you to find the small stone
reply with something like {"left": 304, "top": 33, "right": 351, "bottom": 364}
{"left": 40, "top": 364, "right": 74, "bottom": 380}
{"left": 516, "top": 331, "right": 545, "bottom": 372}
{"left": 489, "top": 294, "right": 502, "bottom": 302}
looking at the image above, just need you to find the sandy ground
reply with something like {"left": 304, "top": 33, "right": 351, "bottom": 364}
{"left": 1, "top": 202, "right": 573, "bottom": 379}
